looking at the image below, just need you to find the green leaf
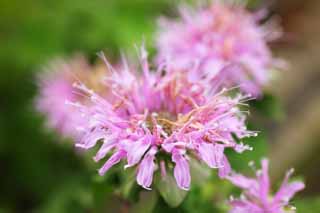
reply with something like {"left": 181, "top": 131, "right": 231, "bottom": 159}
{"left": 251, "top": 93, "right": 285, "bottom": 121}
{"left": 189, "top": 158, "right": 211, "bottom": 186}
{"left": 294, "top": 196, "right": 320, "bottom": 212}
{"left": 120, "top": 167, "right": 138, "bottom": 199}
{"left": 131, "top": 190, "right": 158, "bottom": 213}
{"left": 37, "top": 179, "right": 92, "bottom": 213}
{"left": 155, "top": 172, "right": 188, "bottom": 208}
{"left": 91, "top": 173, "right": 114, "bottom": 212}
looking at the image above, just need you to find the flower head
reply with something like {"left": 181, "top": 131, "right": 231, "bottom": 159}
{"left": 36, "top": 56, "right": 107, "bottom": 139}
{"left": 72, "top": 49, "right": 256, "bottom": 190}
{"left": 156, "top": 2, "right": 283, "bottom": 96}
{"left": 227, "top": 159, "right": 305, "bottom": 213}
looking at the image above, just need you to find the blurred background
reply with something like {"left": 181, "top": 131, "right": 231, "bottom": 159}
{"left": 0, "top": 0, "right": 319, "bottom": 212}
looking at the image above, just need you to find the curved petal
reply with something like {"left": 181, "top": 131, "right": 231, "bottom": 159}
{"left": 198, "top": 143, "right": 224, "bottom": 168}
{"left": 99, "top": 150, "right": 126, "bottom": 175}
{"left": 258, "top": 159, "right": 270, "bottom": 205}
{"left": 273, "top": 168, "right": 305, "bottom": 204}
{"left": 218, "top": 155, "right": 231, "bottom": 178}
{"left": 172, "top": 150, "right": 191, "bottom": 190}
{"left": 137, "top": 147, "right": 157, "bottom": 190}
{"left": 227, "top": 173, "right": 257, "bottom": 190}
{"left": 125, "top": 136, "right": 151, "bottom": 168}
{"left": 93, "top": 138, "right": 117, "bottom": 162}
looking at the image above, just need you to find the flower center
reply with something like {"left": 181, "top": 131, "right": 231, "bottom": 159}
{"left": 146, "top": 112, "right": 177, "bottom": 137}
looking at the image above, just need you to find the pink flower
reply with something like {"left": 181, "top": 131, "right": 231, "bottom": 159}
{"left": 36, "top": 56, "right": 107, "bottom": 139}
{"left": 227, "top": 159, "right": 305, "bottom": 213}
{"left": 72, "top": 49, "right": 256, "bottom": 190}
{"left": 156, "top": 2, "right": 283, "bottom": 96}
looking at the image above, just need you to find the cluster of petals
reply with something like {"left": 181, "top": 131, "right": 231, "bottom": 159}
{"left": 156, "top": 1, "right": 283, "bottom": 96}
{"left": 36, "top": 56, "right": 106, "bottom": 139}
{"left": 72, "top": 49, "right": 256, "bottom": 190}
{"left": 227, "top": 159, "right": 305, "bottom": 213}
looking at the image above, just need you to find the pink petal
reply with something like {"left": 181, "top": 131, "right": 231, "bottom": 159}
{"left": 93, "top": 139, "right": 117, "bottom": 162}
{"left": 258, "top": 159, "right": 270, "bottom": 205}
{"left": 227, "top": 173, "right": 257, "bottom": 190}
{"left": 125, "top": 136, "right": 151, "bottom": 168}
{"left": 172, "top": 150, "right": 191, "bottom": 190}
{"left": 218, "top": 156, "right": 231, "bottom": 178}
{"left": 273, "top": 168, "right": 305, "bottom": 204}
{"left": 160, "top": 160, "right": 167, "bottom": 179}
{"left": 198, "top": 143, "right": 224, "bottom": 168}
{"left": 137, "top": 147, "right": 157, "bottom": 190}
{"left": 76, "top": 128, "right": 105, "bottom": 149}
{"left": 98, "top": 150, "right": 126, "bottom": 175}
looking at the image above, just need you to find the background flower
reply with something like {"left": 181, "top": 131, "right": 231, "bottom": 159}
{"left": 227, "top": 159, "right": 305, "bottom": 213}
{"left": 36, "top": 56, "right": 107, "bottom": 139}
{"left": 156, "top": 1, "right": 283, "bottom": 96}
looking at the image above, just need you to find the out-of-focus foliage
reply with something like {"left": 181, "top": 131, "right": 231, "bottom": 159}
{"left": 227, "top": 127, "right": 268, "bottom": 171}
{"left": 295, "top": 196, "right": 320, "bottom": 212}
{"left": 252, "top": 93, "right": 285, "bottom": 121}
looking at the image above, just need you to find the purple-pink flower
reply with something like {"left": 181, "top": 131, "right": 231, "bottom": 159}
{"left": 227, "top": 159, "right": 305, "bottom": 213}
{"left": 156, "top": 2, "right": 283, "bottom": 96}
{"left": 72, "top": 49, "right": 256, "bottom": 190}
{"left": 36, "top": 57, "right": 107, "bottom": 139}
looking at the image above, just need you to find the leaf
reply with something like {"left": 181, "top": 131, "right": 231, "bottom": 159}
{"left": 91, "top": 173, "right": 114, "bottom": 212}
{"left": 189, "top": 158, "right": 211, "bottom": 186}
{"left": 37, "top": 179, "right": 93, "bottom": 213}
{"left": 155, "top": 172, "right": 188, "bottom": 208}
{"left": 121, "top": 167, "right": 138, "bottom": 199}
{"left": 131, "top": 190, "right": 158, "bottom": 213}
{"left": 294, "top": 196, "right": 320, "bottom": 212}
{"left": 251, "top": 93, "right": 285, "bottom": 121}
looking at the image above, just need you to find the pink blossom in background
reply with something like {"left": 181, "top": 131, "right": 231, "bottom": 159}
{"left": 227, "top": 159, "right": 305, "bottom": 213}
{"left": 71, "top": 49, "right": 257, "bottom": 190}
{"left": 156, "top": 1, "right": 283, "bottom": 96}
{"left": 36, "top": 57, "right": 107, "bottom": 139}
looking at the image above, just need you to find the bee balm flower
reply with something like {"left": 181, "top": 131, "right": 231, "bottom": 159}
{"left": 72, "top": 49, "right": 256, "bottom": 190}
{"left": 156, "top": 2, "right": 282, "bottom": 96}
{"left": 227, "top": 159, "right": 305, "bottom": 213}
